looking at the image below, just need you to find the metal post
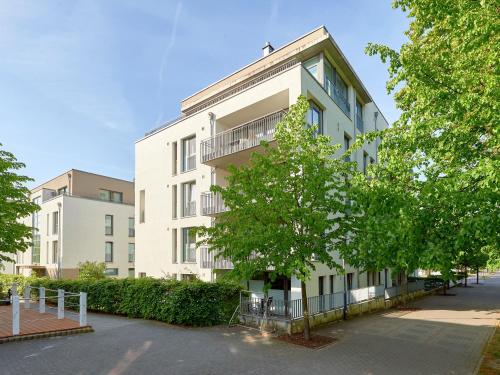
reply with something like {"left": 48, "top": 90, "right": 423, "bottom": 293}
{"left": 12, "top": 294, "right": 20, "bottom": 335}
{"left": 79, "top": 292, "right": 87, "bottom": 327}
{"left": 11, "top": 283, "right": 18, "bottom": 297}
{"left": 343, "top": 259, "right": 347, "bottom": 320}
{"left": 39, "top": 287, "right": 45, "bottom": 314}
{"left": 57, "top": 289, "right": 64, "bottom": 319}
{"left": 24, "top": 286, "right": 31, "bottom": 309}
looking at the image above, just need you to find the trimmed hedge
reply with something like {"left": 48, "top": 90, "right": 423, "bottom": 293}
{"left": 0, "top": 275, "right": 242, "bottom": 326}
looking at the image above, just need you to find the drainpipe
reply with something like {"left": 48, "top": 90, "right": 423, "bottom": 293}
{"left": 374, "top": 111, "right": 379, "bottom": 163}
{"left": 343, "top": 258, "right": 347, "bottom": 320}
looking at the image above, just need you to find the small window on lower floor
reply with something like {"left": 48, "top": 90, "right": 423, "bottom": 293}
{"left": 128, "top": 268, "right": 135, "bottom": 278}
{"left": 105, "top": 268, "right": 119, "bottom": 277}
{"left": 181, "top": 274, "right": 196, "bottom": 281}
{"left": 138, "top": 272, "right": 147, "bottom": 278}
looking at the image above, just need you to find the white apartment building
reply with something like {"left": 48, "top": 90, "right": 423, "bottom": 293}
{"left": 135, "top": 26, "right": 393, "bottom": 299}
{"left": 2, "top": 169, "right": 135, "bottom": 279}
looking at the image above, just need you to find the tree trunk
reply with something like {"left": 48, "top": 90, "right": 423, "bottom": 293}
{"left": 301, "top": 281, "right": 310, "bottom": 340}
{"left": 476, "top": 268, "right": 479, "bottom": 284}
{"left": 464, "top": 267, "right": 468, "bottom": 287}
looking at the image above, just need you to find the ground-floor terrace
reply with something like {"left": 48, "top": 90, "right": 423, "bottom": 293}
{"left": 1, "top": 272, "right": 498, "bottom": 375}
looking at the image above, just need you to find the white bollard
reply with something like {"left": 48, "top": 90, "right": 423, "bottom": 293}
{"left": 24, "top": 286, "right": 31, "bottom": 309}
{"left": 79, "top": 292, "right": 87, "bottom": 327}
{"left": 39, "top": 287, "right": 46, "bottom": 314}
{"left": 12, "top": 295, "right": 20, "bottom": 335}
{"left": 57, "top": 289, "right": 64, "bottom": 319}
{"left": 11, "top": 283, "right": 18, "bottom": 297}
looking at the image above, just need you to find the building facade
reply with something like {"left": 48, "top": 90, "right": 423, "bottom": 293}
{"left": 2, "top": 170, "right": 135, "bottom": 279}
{"left": 135, "top": 26, "right": 392, "bottom": 299}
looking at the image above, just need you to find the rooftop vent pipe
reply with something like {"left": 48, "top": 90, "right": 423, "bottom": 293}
{"left": 262, "top": 42, "right": 274, "bottom": 57}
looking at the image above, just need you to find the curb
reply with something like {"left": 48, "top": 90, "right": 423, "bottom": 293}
{"left": 0, "top": 326, "right": 94, "bottom": 344}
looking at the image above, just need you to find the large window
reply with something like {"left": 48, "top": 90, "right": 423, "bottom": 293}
{"left": 128, "top": 217, "right": 135, "bottom": 237}
{"left": 172, "top": 141, "right": 178, "bottom": 175}
{"left": 57, "top": 186, "right": 67, "bottom": 195}
{"left": 139, "top": 190, "right": 145, "bottom": 223}
{"left": 52, "top": 211, "right": 59, "bottom": 235}
{"left": 181, "top": 181, "right": 196, "bottom": 217}
{"left": 172, "top": 228, "right": 178, "bottom": 263}
{"left": 172, "top": 185, "right": 178, "bottom": 219}
{"left": 344, "top": 134, "right": 351, "bottom": 162}
{"left": 304, "top": 56, "right": 319, "bottom": 78}
{"left": 105, "top": 242, "right": 113, "bottom": 262}
{"left": 181, "top": 136, "right": 196, "bottom": 172}
{"left": 306, "top": 102, "right": 323, "bottom": 135}
{"left": 182, "top": 228, "right": 196, "bottom": 263}
{"left": 355, "top": 99, "right": 364, "bottom": 133}
{"left": 324, "top": 60, "right": 350, "bottom": 115}
{"left": 105, "top": 215, "right": 113, "bottom": 235}
{"left": 128, "top": 243, "right": 135, "bottom": 263}
{"left": 104, "top": 268, "right": 118, "bottom": 277}
{"left": 52, "top": 241, "right": 58, "bottom": 264}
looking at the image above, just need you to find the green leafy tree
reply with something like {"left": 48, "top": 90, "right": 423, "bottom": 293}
{"left": 343, "top": 0, "right": 499, "bottom": 283}
{"left": 78, "top": 261, "right": 106, "bottom": 280}
{"left": 196, "top": 96, "right": 354, "bottom": 340}
{"left": 0, "top": 144, "right": 39, "bottom": 264}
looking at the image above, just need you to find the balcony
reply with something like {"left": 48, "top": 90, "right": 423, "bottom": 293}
{"left": 200, "top": 191, "right": 228, "bottom": 216}
{"left": 200, "top": 109, "right": 287, "bottom": 168}
{"left": 200, "top": 247, "right": 234, "bottom": 269}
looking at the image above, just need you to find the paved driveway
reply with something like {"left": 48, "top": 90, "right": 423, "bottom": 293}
{"left": 1, "top": 273, "right": 498, "bottom": 375}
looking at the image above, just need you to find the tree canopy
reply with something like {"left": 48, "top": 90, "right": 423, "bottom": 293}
{"left": 0, "top": 144, "right": 38, "bottom": 264}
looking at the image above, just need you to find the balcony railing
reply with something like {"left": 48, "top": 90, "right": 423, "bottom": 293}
{"left": 200, "top": 109, "right": 287, "bottom": 164}
{"left": 200, "top": 191, "right": 228, "bottom": 216}
{"left": 200, "top": 247, "right": 234, "bottom": 269}
{"left": 325, "top": 78, "right": 350, "bottom": 116}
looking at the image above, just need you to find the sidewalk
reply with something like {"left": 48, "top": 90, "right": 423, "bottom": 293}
{"left": 0, "top": 272, "right": 498, "bottom": 375}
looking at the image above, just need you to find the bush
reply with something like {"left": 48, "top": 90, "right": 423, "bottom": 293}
{"left": 0, "top": 275, "right": 242, "bottom": 326}
{"left": 78, "top": 261, "right": 106, "bottom": 280}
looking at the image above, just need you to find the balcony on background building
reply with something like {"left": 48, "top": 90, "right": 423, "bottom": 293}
{"left": 200, "top": 191, "right": 228, "bottom": 216}
{"left": 200, "top": 247, "right": 234, "bottom": 269}
{"left": 200, "top": 109, "right": 287, "bottom": 168}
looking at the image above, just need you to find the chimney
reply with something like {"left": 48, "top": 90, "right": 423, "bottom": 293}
{"left": 262, "top": 42, "right": 274, "bottom": 57}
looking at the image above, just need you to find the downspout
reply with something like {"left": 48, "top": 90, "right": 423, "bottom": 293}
{"left": 57, "top": 201, "right": 62, "bottom": 279}
{"left": 374, "top": 111, "right": 379, "bottom": 163}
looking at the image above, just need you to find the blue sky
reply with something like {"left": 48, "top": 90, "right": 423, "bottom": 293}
{"left": 0, "top": 1, "right": 409, "bottom": 186}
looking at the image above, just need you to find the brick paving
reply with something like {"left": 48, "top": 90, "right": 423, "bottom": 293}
{"left": 0, "top": 272, "right": 498, "bottom": 375}
{"left": 0, "top": 305, "right": 82, "bottom": 339}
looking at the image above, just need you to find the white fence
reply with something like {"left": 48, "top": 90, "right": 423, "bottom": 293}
{"left": 1, "top": 283, "right": 87, "bottom": 336}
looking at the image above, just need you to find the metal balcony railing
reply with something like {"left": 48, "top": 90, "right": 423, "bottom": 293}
{"left": 182, "top": 201, "right": 196, "bottom": 217}
{"left": 200, "top": 109, "right": 287, "bottom": 164}
{"left": 200, "top": 247, "right": 234, "bottom": 269}
{"left": 200, "top": 191, "right": 228, "bottom": 216}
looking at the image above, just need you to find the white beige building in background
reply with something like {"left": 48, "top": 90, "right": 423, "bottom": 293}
{"left": 135, "top": 26, "right": 393, "bottom": 299}
{"left": 2, "top": 169, "right": 135, "bottom": 279}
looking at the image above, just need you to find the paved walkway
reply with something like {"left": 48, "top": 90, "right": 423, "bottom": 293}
{"left": 0, "top": 305, "right": 82, "bottom": 339}
{"left": 0, "top": 272, "right": 498, "bottom": 375}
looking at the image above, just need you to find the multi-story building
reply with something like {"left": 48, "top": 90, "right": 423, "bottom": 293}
{"left": 135, "top": 26, "right": 392, "bottom": 299}
{"left": 2, "top": 169, "right": 135, "bottom": 279}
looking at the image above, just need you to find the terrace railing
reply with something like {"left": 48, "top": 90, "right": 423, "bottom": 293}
{"left": 200, "top": 191, "right": 228, "bottom": 216}
{"left": 200, "top": 109, "right": 287, "bottom": 164}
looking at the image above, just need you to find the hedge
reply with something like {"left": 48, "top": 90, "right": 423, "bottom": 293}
{"left": 0, "top": 275, "right": 242, "bottom": 326}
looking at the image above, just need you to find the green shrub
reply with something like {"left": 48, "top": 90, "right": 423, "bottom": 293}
{"left": 0, "top": 274, "right": 242, "bottom": 326}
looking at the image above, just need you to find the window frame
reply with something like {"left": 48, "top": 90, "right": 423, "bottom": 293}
{"left": 128, "top": 243, "right": 135, "bottom": 263}
{"left": 181, "top": 135, "right": 197, "bottom": 172}
{"left": 182, "top": 227, "right": 196, "bottom": 263}
{"left": 105, "top": 214, "right": 113, "bottom": 236}
{"left": 105, "top": 241, "right": 113, "bottom": 263}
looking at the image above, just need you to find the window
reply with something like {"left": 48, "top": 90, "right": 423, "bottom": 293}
{"left": 99, "top": 189, "right": 111, "bottom": 201}
{"left": 52, "top": 241, "right": 58, "bottom": 264}
{"left": 304, "top": 56, "right": 319, "bottom": 78}
{"left": 99, "top": 189, "right": 123, "bottom": 203}
{"left": 128, "top": 268, "right": 135, "bottom": 278}
{"left": 172, "top": 141, "right": 178, "bottom": 175}
{"left": 139, "top": 190, "right": 145, "bottom": 223}
{"left": 172, "top": 185, "right": 178, "bottom": 219}
{"left": 306, "top": 102, "right": 323, "bottom": 135}
{"left": 181, "top": 274, "right": 196, "bottom": 281}
{"left": 329, "top": 275, "right": 334, "bottom": 294}
{"left": 324, "top": 60, "right": 350, "bottom": 114}
{"left": 105, "top": 242, "right": 113, "bottom": 262}
{"left": 181, "top": 136, "right": 196, "bottom": 172}
{"left": 128, "top": 217, "right": 135, "bottom": 237}
{"left": 370, "top": 157, "right": 375, "bottom": 165}
{"left": 104, "top": 268, "right": 118, "bottom": 277}
{"left": 172, "top": 228, "right": 178, "bottom": 263}
{"left": 347, "top": 272, "right": 354, "bottom": 290}
{"left": 181, "top": 181, "right": 196, "bottom": 217}
{"left": 363, "top": 152, "right": 369, "bottom": 175}
{"left": 31, "top": 197, "right": 41, "bottom": 264}
{"left": 182, "top": 228, "right": 196, "bottom": 263}
{"left": 105, "top": 215, "right": 113, "bottom": 235}
{"left": 318, "top": 276, "right": 324, "bottom": 295}
{"left": 46, "top": 241, "right": 49, "bottom": 264}
{"left": 367, "top": 271, "right": 380, "bottom": 287}
{"left": 344, "top": 134, "right": 351, "bottom": 162}
{"left": 128, "top": 243, "right": 135, "bottom": 263}
{"left": 355, "top": 99, "right": 363, "bottom": 133}
{"left": 138, "top": 272, "right": 147, "bottom": 278}
{"left": 57, "top": 186, "right": 67, "bottom": 195}
{"left": 52, "top": 211, "right": 59, "bottom": 235}
{"left": 46, "top": 214, "right": 49, "bottom": 236}
{"left": 111, "top": 191, "right": 123, "bottom": 203}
